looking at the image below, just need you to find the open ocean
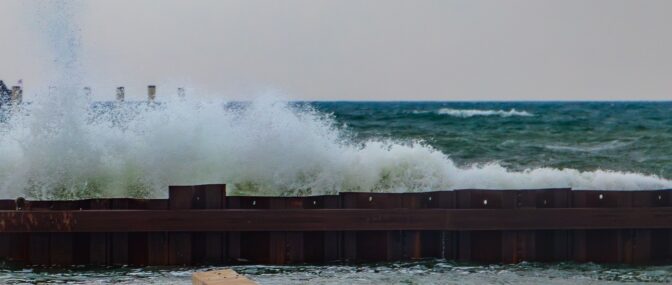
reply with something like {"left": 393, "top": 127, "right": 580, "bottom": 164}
{"left": 311, "top": 101, "right": 672, "bottom": 179}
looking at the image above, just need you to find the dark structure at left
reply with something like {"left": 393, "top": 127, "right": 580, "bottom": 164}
{"left": 0, "top": 185, "right": 671, "bottom": 267}
{"left": 0, "top": 80, "right": 12, "bottom": 106}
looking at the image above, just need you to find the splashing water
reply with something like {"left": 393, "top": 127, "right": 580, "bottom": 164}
{"left": 1, "top": 96, "right": 672, "bottom": 199}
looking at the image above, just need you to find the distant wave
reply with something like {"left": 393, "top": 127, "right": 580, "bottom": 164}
{"left": 544, "top": 140, "right": 633, "bottom": 153}
{"left": 436, "top": 108, "right": 533, "bottom": 118}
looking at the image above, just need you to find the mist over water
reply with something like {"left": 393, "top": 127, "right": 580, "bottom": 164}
{"left": 1, "top": 1, "right": 671, "bottom": 199}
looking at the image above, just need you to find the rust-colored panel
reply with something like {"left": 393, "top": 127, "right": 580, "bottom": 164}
{"left": 515, "top": 189, "right": 571, "bottom": 263}
{"left": 278, "top": 197, "right": 304, "bottom": 264}
{"left": 303, "top": 231, "right": 325, "bottom": 263}
{"left": 110, "top": 199, "right": 130, "bottom": 265}
{"left": 225, "top": 197, "right": 241, "bottom": 263}
{"left": 9, "top": 233, "right": 28, "bottom": 265}
{"left": 629, "top": 190, "right": 671, "bottom": 264}
{"left": 50, "top": 202, "right": 81, "bottom": 266}
{"left": 4, "top": 207, "right": 672, "bottom": 232}
{"left": 50, "top": 233, "right": 74, "bottom": 265}
{"left": 434, "top": 191, "right": 457, "bottom": 260}
{"left": 128, "top": 233, "right": 148, "bottom": 266}
{"left": 0, "top": 200, "right": 16, "bottom": 261}
{"left": 147, "top": 198, "right": 168, "bottom": 265}
{"left": 403, "top": 230, "right": 422, "bottom": 260}
{"left": 341, "top": 192, "right": 404, "bottom": 262}
{"left": 29, "top": 233, "right": 50, "bottom": 266}
{"left": 305, "top": 195, "right": 341, "bottom": 263}
{"left": 227, "top": 231, "right": 241, "bottom": 262}
{"left": 401, "top": 193, "right": 426, "bottom": 260}
{"left": 456, "top": 190, "right": 505, "bottom": 263}
{"left": 169, "top": 186, "right": 195, "bottom": 210}
{"left": 0, "top": 200, "right": 15, "bottom": 210}
{"left": 457, "top": 231, "right": 471, "bottom": 261}
{"left": 168, "top": 185, "right": 193, "bottom": 265}
{"left": 572, "top": 191, "right": 631, "bottom": 264}
{"left": 147, "top": 232, "right": 169, "bottom": 266}
{"left": 193, "top": 184, "right": 226, "bottom": 265}
{"left": 341, "top": 192, "right": 403, "bottom": 209}
{"left": 72, "top": 233, "right": 89, "bottom": 265}
{"left": 231, "top": 196, "right": 273, "bottom": 264}
{"left": 650, "top": 229, "right": 671, "bottom": 263}
{"left": 87, "top": 200, "right": 109, "bottom": 265}
{"left": 401, "top": 192, "right": 452, "bottom": 259}
{"left": 111, "top": 231, "right": 128, "bottom": 265}
{"left": 168, "top": 232, "right": 191, "bottom": 265}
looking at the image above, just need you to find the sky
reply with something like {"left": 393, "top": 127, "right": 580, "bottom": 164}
{"left": 1, "top": 0, "right": 671, "bottom": 101}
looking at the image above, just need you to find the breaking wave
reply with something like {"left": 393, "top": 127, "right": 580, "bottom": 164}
{"left": 436, "top": 108, "right": 533, "bottom": 117}
{"left": 543, "top": 140, "right": 633, "bottom": 153}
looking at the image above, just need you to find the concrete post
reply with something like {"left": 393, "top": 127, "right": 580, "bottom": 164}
{"left": 116, "top": 87, "right": 125, "bottom": 102}
{"left": 177, "top": 87, "right": 185, "bottom": 99}
{"left": 148, "top": 85, "right": 156, "bottom": 102}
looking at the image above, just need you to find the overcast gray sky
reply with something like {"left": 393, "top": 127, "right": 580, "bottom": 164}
{"left": 1, "top": 0, "right": 671, "bottom": 101}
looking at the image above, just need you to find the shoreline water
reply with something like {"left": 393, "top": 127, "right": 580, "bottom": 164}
{"left": 2, "top": 260, "right": 672, "bottom": 284}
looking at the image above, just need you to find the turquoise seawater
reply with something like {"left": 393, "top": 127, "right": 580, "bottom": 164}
{"left": 311, "top": 101, "right": 672, "bottom": 178}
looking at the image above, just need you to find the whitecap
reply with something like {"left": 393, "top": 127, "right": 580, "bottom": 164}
{"left": 436, "top": 108, "right": 533, "bottom": 118}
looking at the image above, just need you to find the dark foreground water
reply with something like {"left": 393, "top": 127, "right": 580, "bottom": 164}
{"left": 2, "top": 260, "right": 672, "bottom": 284}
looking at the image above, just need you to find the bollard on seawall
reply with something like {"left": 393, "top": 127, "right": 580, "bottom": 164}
{"left": 178, "top": 87, "right": 185, "bottom": 99}
{"left": 148, "top": 85, "right": 156, "bottom": 102}
{"left": 116, "top": 87, "right": 125, "bottom": 102}
{"left": 83, "top": 87, "right": 92, "bottom": 101}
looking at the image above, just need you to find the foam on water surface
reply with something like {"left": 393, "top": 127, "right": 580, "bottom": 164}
{"left": 437, "top": 108, "right": 534, "bottom": 117}
{"left": 2, "top": 261, "right": 672, "bottom": 284}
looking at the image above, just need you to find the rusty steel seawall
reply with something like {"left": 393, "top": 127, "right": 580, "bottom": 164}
{"left": 0, "top": 185, "right": 671, "bottom": 266}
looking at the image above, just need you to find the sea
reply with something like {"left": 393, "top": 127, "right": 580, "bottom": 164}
{"left": 312, "top": 101, "right": 672, "bottom": 179}
{"left": 1, "top": 101, "right": 671, "bottom": 199}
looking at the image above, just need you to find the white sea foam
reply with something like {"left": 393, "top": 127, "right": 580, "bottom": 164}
{"left": 437, "top": 108, "right": 533, "bottom": 117}
{"left": 544, "top": 140, "right": 633, "bottom": 153}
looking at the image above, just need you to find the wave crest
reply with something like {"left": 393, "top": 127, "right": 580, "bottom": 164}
{"left": 437, "top": 108, "right": 533, "bottom": 117}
